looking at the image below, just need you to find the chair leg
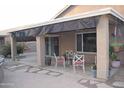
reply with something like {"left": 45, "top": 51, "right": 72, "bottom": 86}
{"left": 55, "top": 61, "right": 57, "bottom": 68}
{"left": 63, "top": 62, "right": 65, "bottom": 69}
{"left": 67, "top": 60, "right": 70, "bottom": 66}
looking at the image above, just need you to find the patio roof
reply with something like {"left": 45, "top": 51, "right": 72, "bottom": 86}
{"left": 8, "top": 8, "right": 124, "bottom": 42}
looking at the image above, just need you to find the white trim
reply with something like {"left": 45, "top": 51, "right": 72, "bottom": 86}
{"left": 45, "top": 34, "right": 60, "bottom": 37}
{"left": 2, "top": 8, "right": 124, "bottom": 34}
{"left": 50, "top": 5, "right": 71, "bottom": 20}
{"left": 77, "top": 52, "right": 96, "bottom": 55}
{"left": 76, "top": 31, "right": 96, "bottom": 34}
{"left": 110, "top": 9, "right": 124, "bottom": 22}
{"left": 75, "top": 31, "right": 96, "bottom": 53}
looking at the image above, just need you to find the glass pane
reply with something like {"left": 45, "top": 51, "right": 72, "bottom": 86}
{"left": 83, "top": 33, "right": 96, "bottom": 52}
{"left": 45, "top": 37, "right": 49, "bottom": 55}
{"left": 54, "top": 37, "right": 59, "bottom": 56}
{"left": 51, "top": 37, "right": 59, "bottom": 56}
{"left": 45, "top": 37, "right": 59, "bottom": 56}
{"left": 77, "top": 34, "right": 82, "bottom": 51}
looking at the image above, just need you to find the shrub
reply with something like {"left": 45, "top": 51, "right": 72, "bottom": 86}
{"left": 0, "top": 43, "right": 25, "bottom": 57}
{"left": 109, "top": 45, "right": 119, "bottom": 61}
{"left": 16, "top": 44, "right": 25, "bottom": 55}
{"left": 0, "top": 44, "right": 11, "bottom": 57}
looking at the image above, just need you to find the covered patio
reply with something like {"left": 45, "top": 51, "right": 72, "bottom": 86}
{"left": 9, "top": 8, "right": 124, "bottom": 80}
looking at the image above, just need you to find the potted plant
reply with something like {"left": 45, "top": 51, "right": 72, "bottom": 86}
{"left": 111, "top": 42, "right": 123, "bottom": 52}
{"left": 111, "top": 53, "right": 120, "bottom": 68}
{"left": 91, "top": 63, "right": 97, "bottom": 78}
{"left": 109, "top": 46, "right": 121, "bottom": 68}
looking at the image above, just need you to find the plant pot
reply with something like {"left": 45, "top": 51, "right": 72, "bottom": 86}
{"left": 108, "top": 68, "right": 111, "bottom": 78}
{"left": 45, "top": 57, "right": 51, "bottom": 66}
{"left": 112, "top": 60, "right": 120, "bottom": 68}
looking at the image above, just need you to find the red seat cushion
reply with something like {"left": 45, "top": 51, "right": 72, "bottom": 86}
{"left": 74, "top": 61, "right": 83, "bottom": 64}
{"left": 57, "top": 57, "right": 65, "bottom": 63}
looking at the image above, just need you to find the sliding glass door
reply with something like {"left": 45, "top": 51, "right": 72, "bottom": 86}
{"left": 45, "top": 37, "right": 59, "bottom": 56}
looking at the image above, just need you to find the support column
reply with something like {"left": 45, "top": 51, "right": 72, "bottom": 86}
{"left": 10, "top": 33, "right": 17, "bottom": 61}
{"left": 96, "top": 15, "right": 109, "bottom": 80}
{"left": 36, "top": 36, "right": 45, "bottom": 66}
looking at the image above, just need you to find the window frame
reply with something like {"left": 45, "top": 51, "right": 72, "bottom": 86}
{"left": 75, "top": 31, "right": 96, "bottom": 54}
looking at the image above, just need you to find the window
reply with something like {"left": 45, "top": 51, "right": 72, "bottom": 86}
{"left": 76, "top": 32, "right": 96, "bottom": 52}
{"left": 45, "top": 37, "right": 59, "bottom": 56}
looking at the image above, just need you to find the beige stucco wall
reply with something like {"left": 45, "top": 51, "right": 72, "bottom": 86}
{"left": 59, "top": 31, "right": 75, "bottom": 55}
{"left": 55, "top": 29, "right": 96, "bottom": 64}
{"left": 57, "top": 5, "right": 124, "bottom": 18}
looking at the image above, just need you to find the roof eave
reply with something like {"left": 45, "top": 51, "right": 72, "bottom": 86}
{"left": 3, "top": 8, "right": 124, "bottom": 33}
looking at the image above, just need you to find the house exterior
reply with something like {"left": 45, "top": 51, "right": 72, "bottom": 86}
{"left": 4, "top": 5, "right": 124, "bottom": 80}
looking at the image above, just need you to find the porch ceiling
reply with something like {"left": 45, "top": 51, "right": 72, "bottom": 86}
{"left": 9, "top": 8, "right": 124, "bottom": 42}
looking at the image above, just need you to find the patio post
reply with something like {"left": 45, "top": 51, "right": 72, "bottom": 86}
{"left": 36, "top": 36, "right": 45, "bottom": 66}
{"left": 96, "top": 15, "right": 109, "bottom": 80}
{"left": 10, "top": 33, "right": 17, "bottom": 61}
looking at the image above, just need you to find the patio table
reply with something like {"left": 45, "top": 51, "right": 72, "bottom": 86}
{"left": 65, "top": 51, "right": 74, "bottom": 65}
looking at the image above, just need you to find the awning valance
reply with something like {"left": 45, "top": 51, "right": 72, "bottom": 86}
{"left": 13, "top": 16, "right": 98, "bottom": 42}
{"left": 39, "top": 17, "right": 97, "bottom": 35}
{"left": 12, "top": 27, "right": 42, "bottom": 42}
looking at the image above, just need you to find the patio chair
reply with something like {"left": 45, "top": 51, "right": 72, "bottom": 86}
{"left": 54, "top": 53, "right": 65, "bottom": 68}
{"left": 72, "top": 54, "right": 85, "bottom": 73}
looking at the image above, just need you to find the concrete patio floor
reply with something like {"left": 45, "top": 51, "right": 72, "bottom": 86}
{"left": 0, "top": 62, "right": 112, "bottom": 88}
{"left": 0, "top": 52, "right": 124, "bottom": 88}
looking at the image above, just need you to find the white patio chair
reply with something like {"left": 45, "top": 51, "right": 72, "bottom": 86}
{"left": 54, "top": 53, "right": 65, "bottom": 68}
{"left": 72, "top": 54, "right": 85, "bottom": 73}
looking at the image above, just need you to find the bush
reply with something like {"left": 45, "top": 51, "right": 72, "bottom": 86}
{"left": 109, "top": 45, "right": 119, "bottom": 61}
{"left": 16, "top": 44, "right": 25, "bottom": 55}
{"left": 0, "top": 43, "right": 25, "bottom": 57}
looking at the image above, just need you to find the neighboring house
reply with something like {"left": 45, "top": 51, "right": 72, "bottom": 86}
{"left": 2, "top": 5, "right": 124, "bottom": 80}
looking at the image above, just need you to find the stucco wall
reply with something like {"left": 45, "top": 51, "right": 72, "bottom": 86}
{"left": 59, "top": 31, "right": 75, "bottom": 55}
{"left": 56, "top": 29, "right": 96, "bottom": 64}
{"left": 57, "top": 5, "right": 124, "bottom": 18}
